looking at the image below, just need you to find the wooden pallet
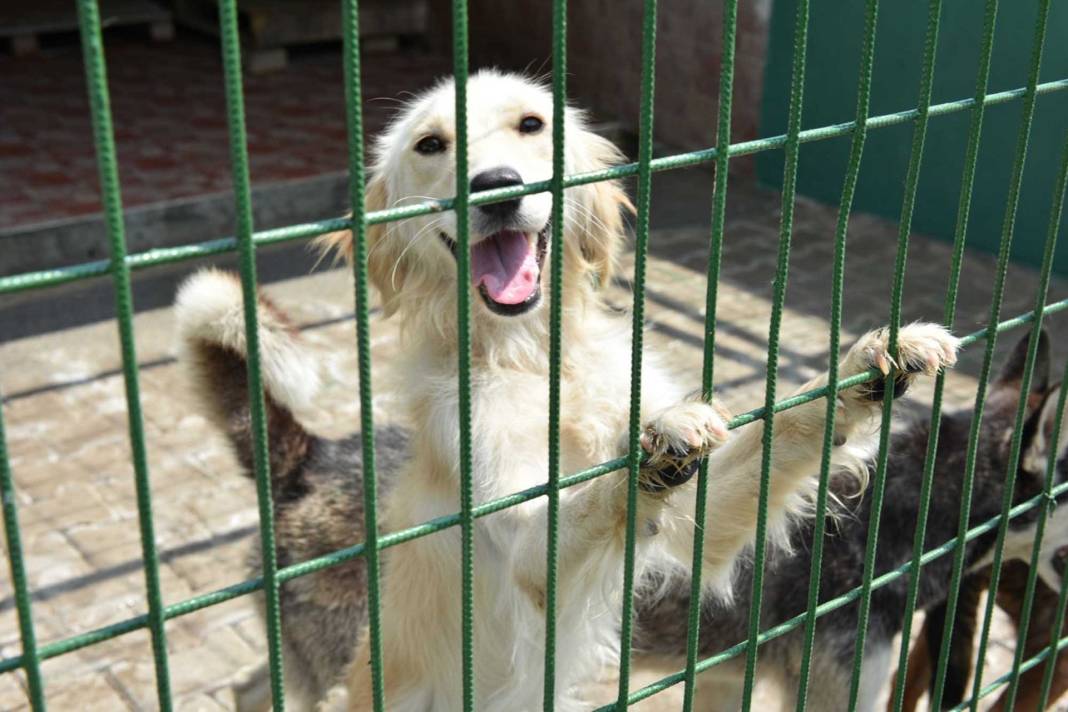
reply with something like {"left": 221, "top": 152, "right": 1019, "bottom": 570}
{"left": 0, "top": 0, "right": 173, "bottom": 55}
{"left": 174, "top": 0, "right": 428, "bottom": 72}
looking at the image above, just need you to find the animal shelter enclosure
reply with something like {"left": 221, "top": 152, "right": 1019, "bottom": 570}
{"left": 1, "top": 0, "right": 1068, "bottom": 710}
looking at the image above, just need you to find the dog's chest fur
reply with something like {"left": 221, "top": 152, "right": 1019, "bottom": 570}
{"left": 379, "top": 333, "right": 661, "bottom": 709}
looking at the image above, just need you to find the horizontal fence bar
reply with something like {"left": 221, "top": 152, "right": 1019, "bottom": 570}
{"left": 8, "top": 464, "right": 1061, "bottom": 680}
{"left": 592, "top": 479, "right": 1068, "bottom": 711}
{"left": 2, "top": 300, "right": 1066, "bottom": 677}
{"left": 2, "top": 78, "right": 1067, "bottom": 298}
{"left": 948, "top": 634, "right": 1068, "bottom": 712}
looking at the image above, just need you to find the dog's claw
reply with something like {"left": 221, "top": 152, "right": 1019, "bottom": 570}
{"left": 639, "top": 400, "right": 730, "bottom": 493}
{"left": 874, "top": 350, "right": 891, "bottom": 376}
{"left": 639, "top": 431, "right": 653, "bottom": 452}
{"left": 848, "top": 323, "right": 961, "bottom": 403}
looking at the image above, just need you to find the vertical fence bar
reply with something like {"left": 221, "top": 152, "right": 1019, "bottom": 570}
{"left": 616, "top": 0, "right": 658, "bottom": 707}
{"left": 739, "top": 0, "right": 809, "bottom": 706}
{"left": 845, "top": 2, "right": 942, "bottom": 708}
{"left": 1002, "top": 139, "right": 1068, "bottom": 707}
{"left": 74, "top": 2, "right": 173, "bottom": 708}
{"left": 340, "top": 1, "right": 386, "bottom": 710}
{"left": 542, "top": 0, "right": 567, "bottom": 708}
{"left": 966, "top": 6, "right": 1055, "bottom": 704}
{"left": 0, "top": 402, "right": 45, "bottom": 710}
{"left": 681, "top": 0, "right": 738, "bottom": 707}
{"left": 1037, "top": 507, "right": 1068, "bottom": 710}
{"left": 450, "top": 0, "right": 476, "bottom": 708}
{"left": 217, "top": 2, "right": 287, "bottom": 708}
{"left": 793, "top": 1, "right": 879, "bottom": 709}
{"left": 887, "top": 2, "right": 999, "bottom": 710}
{"left": 929, "top": 0, "right": 1052, "bottom": 706}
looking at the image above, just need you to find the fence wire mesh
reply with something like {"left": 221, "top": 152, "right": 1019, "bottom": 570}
{"left": 1, "top": 0, "right": 1067, "bottom": 711}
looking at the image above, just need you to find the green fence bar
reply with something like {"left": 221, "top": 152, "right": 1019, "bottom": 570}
{"left": 930, "top": 1, "right": 1052, "bottom": 707}
{"left": 794, "top": 2, "right": 879, "bottom": 709}
{"left": 967, "top": 6, "right": 1056, "bottom": 705}
{"left": 594, "top": 477, "right": 1068, "bottom": 710}
{"left": 681, "top": 0, "right": 738, "bottom": 708}
{"left": 0, "top": 400, "right": 45, "bottom": 710}
{"left": 845, "top": 2, "right": 942, "bottom": 708}
{"left": 3, "top": 79, "right": 1067, "bottom": 300}
{"left": 449, "top": 0, "right": 477, "bottom": 708}
{"left": 542, "top": 0, "right": 567, "bottom": 707}
{"left": 886, "top": 3, "right": 999, "bottom": 710}
{"left": 1038, "top": 524, "right": 1068, "bottom": 710}
{"left": 616, "top": 0, "right": 659, "bottom": 707}
{"left": 4, "top": 4, "right": 1068, "bottom": 702}
{"left": 339, "top": 1, "right": 386, "bottom": 710}
{"left": 951, "top": 633, "right": 1068, "bottom": 711}
{"left": 1, "top": 301, "right": 1066, "bottom": 691}
{"left": 740, "top": 0, "right": 808, "bottom": 706}
{"left": 1003, "top": 151, "right": 1068, "bottom": 706}
{"left": 74, "top": 1, "right": 174, "bottom": 708}
{"left": 217, "top": 1, "right": 288, "bottom": 708}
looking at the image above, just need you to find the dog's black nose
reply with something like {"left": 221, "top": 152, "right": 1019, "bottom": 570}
{"left": 471, "top": 167, "right": 523, "bottom": 217}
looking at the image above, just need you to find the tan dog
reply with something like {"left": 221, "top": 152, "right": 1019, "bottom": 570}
{"left": 176, "top": 70, "right": 960, "bottom": 711}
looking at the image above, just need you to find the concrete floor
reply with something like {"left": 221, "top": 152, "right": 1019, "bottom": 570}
{"left": 1, "top": 173, "right": 1066, "bottom": 709}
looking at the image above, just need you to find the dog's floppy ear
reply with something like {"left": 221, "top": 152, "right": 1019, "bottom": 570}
{"left": 314, "top": 174, "right": 405, "bottom": 317}
{"left": 566, "top": 125, "right": 635, "bottom": 288}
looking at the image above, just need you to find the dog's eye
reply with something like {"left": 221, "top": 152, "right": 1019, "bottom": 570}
{"left": 518, "top": 115, "right": 544, "bottom": 134}
{"left": 415, "top": 135, "right": 447, "bottom": 155}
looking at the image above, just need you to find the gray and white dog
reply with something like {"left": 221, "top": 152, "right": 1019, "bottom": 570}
{"left": 632, "top": 330, "right": 1068, "bottom": 712}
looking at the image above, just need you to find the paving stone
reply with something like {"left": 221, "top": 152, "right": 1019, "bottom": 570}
{"left": 0, "top": 35, "right": 452, "bottom": 229}
{"left": 0, "top": 671, "right": 28, "bottom": 710}
{"left": 44, "top": 667, "right": 133, "bottom": 711}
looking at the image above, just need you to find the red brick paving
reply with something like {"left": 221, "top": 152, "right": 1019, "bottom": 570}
{"left": 0, "top": 30, "right": 450, "bottom": 230}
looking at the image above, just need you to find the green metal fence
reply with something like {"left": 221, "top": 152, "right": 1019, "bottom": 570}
{"left": 1, "top": 0, "right": 1068, "bottom": 710}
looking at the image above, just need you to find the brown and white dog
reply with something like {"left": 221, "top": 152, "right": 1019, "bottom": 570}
{"left": 175, "top": 70, "right": 960, "bottom": 711}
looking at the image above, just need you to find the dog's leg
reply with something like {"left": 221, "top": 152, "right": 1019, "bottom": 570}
{"left": 855, "top": 644, "right": 893, "bottom": 712}
{"left": 504, "top": 440, "right": 728, "bottom": 617}
{"left": 658, "top": 323, "right": 960, "bottom": 588}
{"left": 692, "top": 665, "right": 745, "bottom": 712}
{"left": 233, "top": 661, "right": 272, "bottom": 712}
{"left": 891, "top": 616, "right": 933, "bottom": 712}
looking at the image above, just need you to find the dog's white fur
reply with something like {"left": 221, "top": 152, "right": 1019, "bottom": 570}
{"left": 201, "top": 71, "right": 959, "bottom": 711}
{"left": 175, "top": 270, "right": 321, "bottom": 411}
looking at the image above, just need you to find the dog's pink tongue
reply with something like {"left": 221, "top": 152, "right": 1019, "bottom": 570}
{"left": 470, "top": 230, "right": 539, "bottom": 304}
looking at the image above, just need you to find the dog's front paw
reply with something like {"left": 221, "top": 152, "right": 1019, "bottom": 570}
{"left": 845, "top": 322, "right": 960, "bottom": 402}
{"left": 639, "top": 400, "right": 731, "bottom": 493}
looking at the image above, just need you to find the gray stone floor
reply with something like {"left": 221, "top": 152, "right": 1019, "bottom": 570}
{"left": 1, "top": 175, "right": 1066, "bottom": 710}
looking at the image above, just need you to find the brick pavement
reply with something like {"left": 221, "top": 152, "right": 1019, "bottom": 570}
{"left": 0, "top": 180, "right": 1066, "bottom": 709}
{"left": 0, "top": 31, "right": 450, "bottom": 230}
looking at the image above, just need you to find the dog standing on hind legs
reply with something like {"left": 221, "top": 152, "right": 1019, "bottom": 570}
{"left": 175, "top": 70, "right": 960, "bottom": 711}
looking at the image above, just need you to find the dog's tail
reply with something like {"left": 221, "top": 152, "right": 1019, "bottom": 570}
{"left": 175, "top": 269, "right": 319, "bottom": 485}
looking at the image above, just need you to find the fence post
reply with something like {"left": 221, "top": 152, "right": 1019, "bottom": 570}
{"left": 75, "top": 1, "right": 174, "bottom": 707}
{"left": 616, "top": 0, "right": 660, "bottom": 707}
{"left": 217, "top": 1, "right": 288, "bottom": 707}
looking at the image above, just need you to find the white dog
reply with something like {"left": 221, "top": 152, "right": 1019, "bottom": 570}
{"left": 176, "top": 70, "right": 960, "bottom": 711}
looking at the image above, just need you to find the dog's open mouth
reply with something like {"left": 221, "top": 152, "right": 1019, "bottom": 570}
{"left": 439, "top": 226, "right": 549, "bottom": 316}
